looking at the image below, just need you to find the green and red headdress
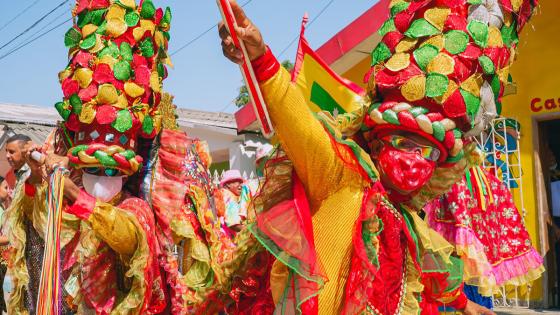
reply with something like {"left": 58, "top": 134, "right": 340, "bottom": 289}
{"left": 55, "top": 0, "right": 172, "bottom": 175}
{"left": 363, "top": 0, "right": 538, "bottom": 165}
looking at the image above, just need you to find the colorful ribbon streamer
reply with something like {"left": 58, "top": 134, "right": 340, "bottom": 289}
{"left": 37, "top": 167, "right": 69, "bottom": 315}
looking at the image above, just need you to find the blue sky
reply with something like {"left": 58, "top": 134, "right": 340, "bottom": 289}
{"left": 0, "top": 1, "right": 375, "bottom": 113}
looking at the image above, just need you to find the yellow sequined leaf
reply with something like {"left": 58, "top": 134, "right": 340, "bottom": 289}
{"left": 106, "top": 4, "right": 126, "bottom": 20}
{"left": 386, "top": 53, "right": 410, "bottom": 72}
{"left": 401, "top": 75, "right": 426, "bottom": 102}
{"left": 81, "top": 24, "right": 98, "bottom": 38}
{"left": 460, "top": 75, "right": 483, "bottom": 97}
{"left": 427, "top": 53, "right": 455, "bottom": 75}
{"left": 97, "top": 84, "right": 119, "bottom": 104}
{"left": 153, "top": 114, "right": 162, "bottom": 133}
{"left": 434, "top": 80, "right": 458, "bottom": 104}
{"left": 133, "top": 26, "right": 146, "bottom": 42}
{"left": 395, "top": 38, "right": 418, "bottom": 53}
{"left": 115, "top": 93, "right": 129, "bottom": 109}
{"left": 74, "top": 68, "right": 93, "bottom": 88}
{"left": 150, "top": 71, "right": 162, "bottom": 93}
{"left": 97, "top": 54, "right": 118, "bottom": 68}
{"left": 89, "top": 34, "right": 105, "bottom": 53}
{"left": 107, "top": 18, "right": 128, "bottom": 38}
{"left": 424, "top": 7, "right": 450, "bottom": 31}
{"left": 124, "top": 82, "right": 145, "bottom": 98}
{"left": 487, "top": 27, "right": 504, "bottom": 47}
{"left": 497, "top": 66, "right": 510, "bottom": 84}
{"left": 154, "top": 31, "right": 166, "bottom": 47}
{"left": 140, "top": 19, "right": 156, "bottom": 35}
{"left": 79, "top": 103, "right": 96, "bottom": 124}
{"left": 119, "top": 0, "right": 136, "bottom": 9}
{"left": 421, "top": 34, "right": 444, "bottom": 51}
{"left": 511, "top": 0, "right": 523, "bottom": 12}
{"left": 58, "top": 69, "right": 73, "bottom": 83}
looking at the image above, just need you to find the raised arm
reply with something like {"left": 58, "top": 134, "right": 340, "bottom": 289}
{"left": 219, "top": 1, "right": 346, "bottom": 198}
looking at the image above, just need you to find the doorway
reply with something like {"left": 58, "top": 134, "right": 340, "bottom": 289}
{"left": 536, "top": 118, "right": 560, "bottom": 308}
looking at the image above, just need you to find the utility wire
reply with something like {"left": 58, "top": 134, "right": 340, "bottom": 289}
{"left": 170, "top": 0, "right": 254, "bottom": 57}
{"left": 278, "top": 0, "right": 335, "bottom": 59}
{"left": 0, "top": 0, "right": 42, "bottom": 33}
{"left": 0, "top": 17, "right": 71, "bottom": 61}
{"left": 0, "top": 0, "right": 69, "bottom": 52}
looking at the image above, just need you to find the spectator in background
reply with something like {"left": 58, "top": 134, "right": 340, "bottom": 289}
{"left": 0, "top": 177, "right": 10, "bottom": 314}
{"left": 5, "top": 134, "right": 32, "bottom": 190}
{"left": 220, "top": 170, "right": 245, "bottom": 235}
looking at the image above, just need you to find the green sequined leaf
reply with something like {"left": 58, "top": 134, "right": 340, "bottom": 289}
{"left": 391, "top": 2, "right": 410, "bottom": 16}
{"left": 64, "top": 28, "right": 82, "bottom": 48}
{"left": 120, "top": 42, "right": 133, "bottom": 61}
{"left": 140, "top": 0, "right": 156, "bottom": 19}
{"left": 378, "top": 18, "right": 396, "bottom": 37}
{"left": 112, "top": 110, "right": 133, "bottom": 132}
{"left": 371, "top": 42, "right": 392, "bottom": 66}
{"left": 55, "top": 101, "right": 71, "bottom": 120}
{"left": 501, "top": 21, "right": 518, "bottom": 47}
{"left": 490, "top": 75, "right": 501, "bottom": 98}
{"left": 426, "top": 73, "right": 449, "bottom": 98}
{"left": 405, "top": 18, "right": 440, "bottom": 38}
{"left": 444, "top": 30, "right": 469, "bottom": 54}
{"left": 139, "top": 38, "right": 155, "bottom": 57}
{"left": 69, "top": 94, "right": 83, "bottom": 115}
{"left": 99, "top": 42, "right": 120, "bottom": 58}
{"left": 468, "top": 0, "right": 483, "bottom": 4}
{"left": 96, "top": 20, "right": 107, "bottom": 35}
{"left": 142, "top": 115, "right": 154, "bottom": 134}
{"left": 114, "top": 60, "right": 132, "bottom": 81}
{"left": 90, "top": 9, "right": 107, "bottom": 26}
{"left": 125, "top": 11, "right": 140, "bottom": 27}
{"left": 77, "top": 11, "right": 92, "bottom": 29}
{"left": 467, "top": 20, "right": 489, "bottom": 48}
{"left": 460, "top": 89, "right": 481, "bottom": 122}
{"left": 79, "top": 34, "right": 97, "bottom": 50}
{"left": 161, "top": 7, "right": 172, "bottom": 27}
{"left": 413, "top": 44, "right": 439, "bottom": 70}
{"left": 478, "top": 55, "right": 495, "bottom": 74}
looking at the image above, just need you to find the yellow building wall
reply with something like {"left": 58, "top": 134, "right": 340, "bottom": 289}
{"left": 497, "top": 0, "right": 560, "bottom": 302}
{"left": 338, "top": 0, "right": 560, "bottom": 303}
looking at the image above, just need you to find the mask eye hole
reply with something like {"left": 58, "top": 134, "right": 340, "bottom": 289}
{"left": 83, "top": 167, "right": 100, "bottom": 175}
{"left": 104, "top": 168, "right": 120, "bottom": 177}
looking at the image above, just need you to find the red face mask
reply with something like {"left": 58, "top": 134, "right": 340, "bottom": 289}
{"left": 377, "top": 145, "right": 436, "bottom": 194}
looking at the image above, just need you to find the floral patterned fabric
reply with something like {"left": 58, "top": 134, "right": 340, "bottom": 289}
{"left": 425, "top": 167, "right": 544, "bottom": 295}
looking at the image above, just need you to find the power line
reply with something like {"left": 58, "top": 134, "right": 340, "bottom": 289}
{"left": 0, "top": 0, "right": 42, "bottom": 33}
{"left": 170, "top": 0, "right": 254, "bottom": 57}
{"left": 278, "top": 0, "right": 335, "bottom": 59}
{"left": 0, "top": 0, "right": 69, "bottom": 52}
{"left": 14, "top": 8, "right": 69, "bottom": 47}
{"left": 0, "top": 17, "right": 71, "bottom": 61}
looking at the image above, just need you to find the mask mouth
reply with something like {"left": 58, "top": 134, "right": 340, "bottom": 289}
{"left": 82, "top": 172, "right": 124, "bottom": 203}
{"left": 378, "top": 146, "right": 436, "bottom": 194}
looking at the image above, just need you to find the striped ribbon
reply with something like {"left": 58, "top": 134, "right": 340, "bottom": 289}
{"left": 37, "top": 167, "right": 69, "bottom": 315}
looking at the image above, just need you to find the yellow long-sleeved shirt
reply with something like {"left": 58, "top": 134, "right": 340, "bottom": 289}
{"left": 259, "top": 62, "right": 371, "bottom": 314}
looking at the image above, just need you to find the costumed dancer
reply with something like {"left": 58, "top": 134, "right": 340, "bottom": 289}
{"left": 3, "top": 0, "right": 173, "bottom": 313}
{"left": 425, "top": 158, "right": 544, "bottom": 307}
{"left": 219, "top": 0, "right": 538, "bottom": 313}
{"left": 145, "top": 110, "right": 274, "bottom": 314}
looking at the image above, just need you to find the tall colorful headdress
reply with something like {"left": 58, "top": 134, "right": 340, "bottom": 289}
{"left": 363, "top": 0, "right": 538, "bottom": 164}
{"left": 55, "top": 0, "right": 172, "bottom": 175}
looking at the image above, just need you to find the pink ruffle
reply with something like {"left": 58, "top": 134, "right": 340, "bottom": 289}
{"left": 428, "top": 219, "right": 543, "bottom": 289}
